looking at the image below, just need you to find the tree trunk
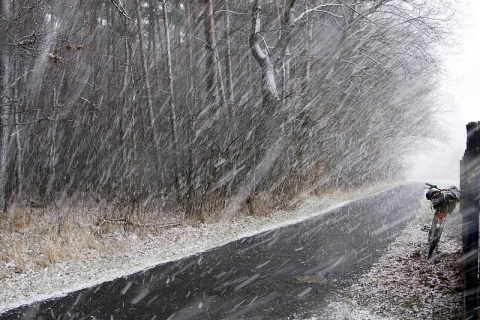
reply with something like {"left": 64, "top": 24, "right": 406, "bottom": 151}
{"left": 134, "top": 0, "right": 159, "bottom": 155}
{"left": 203, "top": 0, "right": 219, "bottom": 103}
{"left": 303, "top": 2, "right": 312, "bottom": 88}
{"left": 0, "top": 0, "right": 11, "bottom": 212}
{"left": 47, "top": 87, "right": 59, "bottom": 197}
{"left": 161, "top": 0, "right": 180, "bottom": 197}
{"left": 249, "top": 0, "right": 280, "bottom": 106}
{"left": 184, "top": 0, "right": 195, "bottom": 94}
{"left": 13, "top": 68, "right": 23, "bottom": 200}
{"left": 182, "top": 0, "right": 196, "bottom": 216}
{"left": 223, "top": 0, "right": 234, "bottom": 104}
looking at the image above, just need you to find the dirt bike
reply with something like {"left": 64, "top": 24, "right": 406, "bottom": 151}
{"left": 421, "top": 183, "right": 461, "bottom": 259}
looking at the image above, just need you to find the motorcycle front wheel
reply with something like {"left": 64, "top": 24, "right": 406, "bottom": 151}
{"left": 427, "top": 213, "right": 445, "bottom": 259}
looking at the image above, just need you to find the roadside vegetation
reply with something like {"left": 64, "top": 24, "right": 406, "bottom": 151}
{"left": 0, "top": 183, "right": 395, "bottom": 283}
{"left": 1, "top": 1, "right": 456, "bottom": 224}
{"left": 0, "top": 1, "right": 460, "bottom": 301}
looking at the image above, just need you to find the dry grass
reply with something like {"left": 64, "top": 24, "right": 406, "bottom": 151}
{"left": 0, "top": 196, "right": 192, "bottom": 280}
{"left": 0, "top": 181, "right": 411, "bottom": 314}
{"left": 244, "top": 192, "right": 278, "bottom": 216}
{"left": 0, "top": 192, "right": 277, "bottom": 279}
{"left": 0, "top": 203, "right": 101, "bottom": 279}
{"left": 0, "top": 182, "right": 393, "bottom": 280}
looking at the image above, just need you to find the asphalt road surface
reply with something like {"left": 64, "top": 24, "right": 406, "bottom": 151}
{"left": 1, "top": 184, "right": 423, "bottom": 319}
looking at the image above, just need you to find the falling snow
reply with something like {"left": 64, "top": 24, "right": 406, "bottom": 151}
{"left": 0, "top": 183, "right": 464, "bottom": 318}
{"left": 0, "top": 183, "right": 394, "bottom": 313}
{"left": 319, "top": 200, "right": 463, "bottom": 319}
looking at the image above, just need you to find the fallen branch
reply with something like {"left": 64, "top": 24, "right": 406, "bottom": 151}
{"left": 98, "top": 218, "right": 180, "bottom": 229}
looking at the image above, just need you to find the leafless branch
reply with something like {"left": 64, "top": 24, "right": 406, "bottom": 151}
{"left": 110, "top": 0, "right": 131, "bottom": 20}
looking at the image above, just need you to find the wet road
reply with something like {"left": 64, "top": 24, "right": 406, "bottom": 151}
{"left": 1, "top": 184, "right": 423, "bottom": 319}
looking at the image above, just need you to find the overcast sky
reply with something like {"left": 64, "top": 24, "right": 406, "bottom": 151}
{"left": 407, "top": 1, "right": 480, "bottom": 183}
{"left": 445, "top": 1, "right": 480, "bottom": 132}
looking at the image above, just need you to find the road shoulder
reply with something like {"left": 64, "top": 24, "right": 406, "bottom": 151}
{"left": 321, "top": 201, "right": 464, "bottom": 319}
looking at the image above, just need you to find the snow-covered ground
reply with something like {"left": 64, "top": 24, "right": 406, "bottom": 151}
{"left": 0, "top": 182, "right": 464, "bottom": 318}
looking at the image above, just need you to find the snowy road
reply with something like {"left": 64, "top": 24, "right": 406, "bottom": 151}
{"left": 1, "top": 184, "right": 423, "bottom": 319}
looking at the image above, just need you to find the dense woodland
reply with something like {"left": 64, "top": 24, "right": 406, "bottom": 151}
{"left": 0, "top": 0, "right": 454, "bottom": 220}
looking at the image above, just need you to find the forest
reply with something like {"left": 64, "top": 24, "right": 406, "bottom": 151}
{"left": 0, "top": 0, "right": 454, "bottom": 223}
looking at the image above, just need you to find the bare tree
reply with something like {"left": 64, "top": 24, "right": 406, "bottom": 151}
{"left": 184, "top": 0, "right": 195, "bottom": 94}
{"left": 249, "top": 0, "right": 281, "bottom": 105}
{"left": 0, "top": 0, "right": 11, "bottom": 212}
{"left": 161, "top": 0, "right": 180, "bottom": 194}
{"left": 223, "top": 0, "right": 234, "bottom": 104}
{"left": 134, "top": 0, "right": 159, "bottom": 159}
{"left": 0, "top": 0, "right": 455, "bottom": 220}
{"left": 202, "top": 0, "right": 227, "bottom": 107}
{"left": 203, "top": 0, "right": 218, "bottom": 103}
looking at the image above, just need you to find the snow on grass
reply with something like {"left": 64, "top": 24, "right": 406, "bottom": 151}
{"left": 0, "top": 182, "right": 401, "bottom": 314}
{"left": 4, "top": 182, "right": 464, "bottom": 319}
